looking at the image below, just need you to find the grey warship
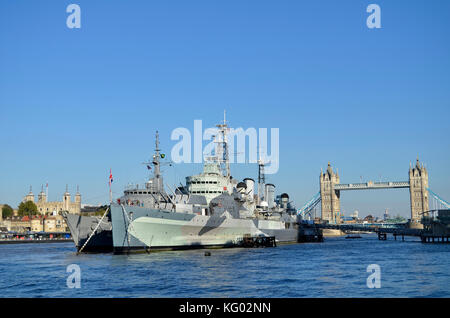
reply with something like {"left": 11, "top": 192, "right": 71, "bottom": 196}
{"left": 66, "top": 117, "right": 300, "bottom": 253}
{"left": 110, "top": 116, "right": 300, "bottom": 253}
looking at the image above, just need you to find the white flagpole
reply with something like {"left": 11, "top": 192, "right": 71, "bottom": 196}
{"left": 109, "top": 169, "right": 113, "bottom": 203}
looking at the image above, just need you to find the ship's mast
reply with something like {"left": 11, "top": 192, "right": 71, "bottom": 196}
{"left": 153, "top": 131, "right": 163, "bottom": 192}
{"left": 257, "top": 154, "right": 265, "bottom": 204}
{"left": 142, "top": 131, "right": 164, "bottom": 194}
{"left": 215, "top": 110, "right": 231, "bottom": 179}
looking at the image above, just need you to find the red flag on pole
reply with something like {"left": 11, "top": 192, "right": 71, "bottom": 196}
{"left": 109, "top": 169, "right": 113, "bottom": 203}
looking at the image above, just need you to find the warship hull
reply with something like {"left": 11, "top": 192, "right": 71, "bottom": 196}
{"left": 110, "top": 204, "right": 298, "bottom": 253}
{"left": 63, "top": 213, "right": 113, "bottom": 252}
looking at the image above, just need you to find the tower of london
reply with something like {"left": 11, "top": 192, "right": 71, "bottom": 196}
{"left": 23, "top": 185, "right": 81, "bottom": 215}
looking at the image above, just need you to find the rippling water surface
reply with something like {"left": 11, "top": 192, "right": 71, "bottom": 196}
{"left": 1, "top": 234, "right": 449, "bottom": 297}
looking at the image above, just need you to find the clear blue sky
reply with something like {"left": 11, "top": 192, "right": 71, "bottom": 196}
{"left": 1, "top": 0, "right": 449, "bottom": 218}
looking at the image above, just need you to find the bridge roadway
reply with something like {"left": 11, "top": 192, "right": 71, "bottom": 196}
{"left": 334, "top": 181, "right": 410, "bottom": 191}
{"left": 308, "top": 223, "right": 423, "bottom": 237}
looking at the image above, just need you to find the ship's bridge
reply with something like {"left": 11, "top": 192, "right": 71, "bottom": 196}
{"left": 186, "top": 163, "right": 236, "bottom": 204}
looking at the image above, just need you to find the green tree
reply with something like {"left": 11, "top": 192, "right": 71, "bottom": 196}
{"left": 1, "top": 204, "right": 14, "bottom": 218}
{"left": 18, "top": 201, "right": 38, "bottom": 216}
{"left": 386, "top": 214, "right": 407, "bottom": 223}
{"left": 94, "top": 205, "right": 109, "bottom": 216}
{"left": 94, "top": 209, "right": 106, "bottom": 216}
{"left": 394, "top": 214, "right": 406, "bottom": 222}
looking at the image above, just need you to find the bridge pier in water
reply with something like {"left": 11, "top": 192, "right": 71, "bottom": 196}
{"left": 378, "top": 232, "right": 387, "bottom": 240}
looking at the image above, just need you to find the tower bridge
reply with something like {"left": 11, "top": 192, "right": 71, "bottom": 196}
{"left": 298, "top": 158, "right": 450, "bottom": 226}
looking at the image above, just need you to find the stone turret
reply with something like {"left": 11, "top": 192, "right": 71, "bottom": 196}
{"left": 409, "top": 157, "right": 429, "bottom": 223}
{"left": 24, "top": 186, "right": 35, "bottom": 203}
{"left": 75, "top": 185, "right": 81, "bottom": 204}
{"left": 320, "top": 162, "right": 341, "bottom": 223}
{"left": 38, "top": 185, "right": 47, "bottom": 203}
{"left": 63, "top": 184, "right": 71, "bottom": 211}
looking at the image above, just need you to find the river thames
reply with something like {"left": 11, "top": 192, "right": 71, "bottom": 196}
{"left": 1, "top": 234, "right": 449, "bottom": 298}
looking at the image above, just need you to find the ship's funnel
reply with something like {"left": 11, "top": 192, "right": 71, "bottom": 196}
{"left": 243, "top": 178, "right": 255, "bottom": 200}
{"left": 265, "top": 184, "right": 276, "bottom": 208}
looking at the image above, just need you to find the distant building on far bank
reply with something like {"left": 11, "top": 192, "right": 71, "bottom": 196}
{"left": 2, "top": 216, "right": 32, "bottom": 232}
{"left": 30, "top": 215, "right": 69, "bottom": 232}
{"left": 384, "top": 208, "right": 389, "bottom": 221}
{"left": 23, "top": 185, "right": 81, "bottom": 215}
{"left": 0, "top": 185, "right": 79, "bottom": 233}
{"left": 1, "top": 215, "right": 69, "bottom": 233}
{"left": 80, "top": 204, "right": 103, "bottom": 213}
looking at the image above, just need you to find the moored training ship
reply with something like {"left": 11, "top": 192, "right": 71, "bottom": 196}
{"left": 110, "top": 116, "right": 299, "bottom": 253}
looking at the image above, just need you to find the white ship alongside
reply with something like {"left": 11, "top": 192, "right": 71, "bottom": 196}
{"left": 110, "top": 116, "right": 299, "bottom": 253}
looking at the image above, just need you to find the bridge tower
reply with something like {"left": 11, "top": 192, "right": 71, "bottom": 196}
{"left": 320, "top": 162, "right": 341, "bottom": 223}
{"left": 409, "top": 158, "right": 429, "bottom": 223}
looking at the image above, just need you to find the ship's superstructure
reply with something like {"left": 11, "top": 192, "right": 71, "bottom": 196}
{"left": 120, "top": 131, "right": 172, "bottom": 208}
{"left": 117, "top": 131, "right": 211, "bottom": 216}
{"left": 186, "top": 115, "right": 236, "bottom": 203}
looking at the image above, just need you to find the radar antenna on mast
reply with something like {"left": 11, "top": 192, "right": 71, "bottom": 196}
{"left": 213, "top": 110, "right": 231, "bottom": 178}
{"left": 141, "top": 131, "right": 172, "bottom": 194}
{"left": 257, "top": 153, "right": 266, "bottom": 204}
